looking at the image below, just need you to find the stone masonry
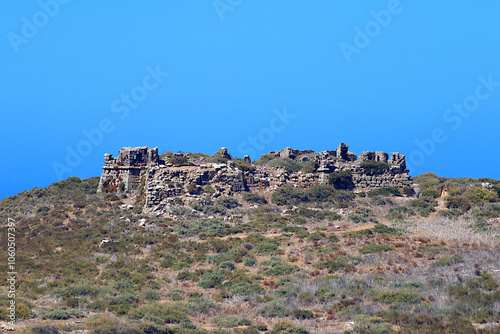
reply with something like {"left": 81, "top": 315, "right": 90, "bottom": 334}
{"left": 98, "top": 143, "right": 419, "bottom": 214}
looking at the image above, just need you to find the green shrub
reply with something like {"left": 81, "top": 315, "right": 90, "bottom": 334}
{"left": 307, "top": 231, "right": 325, "bottom": 241}
{"left": 217, "top": 196, "right": 240, "bottom": 209}
{"left": 445, "top": 196, "right": 471, "bottom": 212}
{"left": 386, "top": 206, "right": 415, "bottom": 220}
{"left": 328, "top": 171, "right": 354, "bottom": 190}
{"left": 360, "top": 160, "right": 390, "bottom": 175}
{"left": 169, "top": 156, "right": 192, "bottom": 166}
{"left": 255, "top": 242, "right": 279, "bottom": 254}
{"left": 258, "top": 301, "right": 292, "bottom": 318}
{"left": 142, "top": 288, "right": 160, "bottom": 301}
{"left": 422, "top": 188, "right": 440, "bottom": 198}
{"left": 352, "top": 315, "right": 394, "bottom": 334}
{"left": 372, "top": 224, "right": 403, "bottom": 236}
{"left": 372, "top": 289, "right": 424, "bottom": 304}
{"left": 233, "top": 158, "right": 255, "bottom": 172}
{"left": 242, "top": 192, "right": 268, "bottom": 204}
{"left": 177, "top": 271, "right": 201, "bottom": 282}
{"left": 359, "top": 244, "right": 394, "bottom": 254}
{"left": 30, "top": 326, "right": 60, "bottom": 334}
{"left": 463, "top": 186, "right": 499, "bottom": 204}
{"left": 269, "top": 321, "right": 309, "bottom": 334}
{"left": 348, "top": 206, "right": 377, "bottom": 223}
{"left": 261, "top": 257, "right": 299, "bottom": 276}
{"left": 435, "top": 255, "right": 463, "bottom": 266}
{"left": 266, "top": 158, "right": 303, "bottom": 172}
{"left": 408, "top": 196, "right": 438, "bottom": 217}
{"left": 41, "top": 306, "right": 85, "bottom": 320}
{"left": 292, "top": 309, "right": 314, "bottom": 319}
{"left": 212, "top": 315, "right": 239, "bottom": 328}
{"left": 130, "top": 303, "right": 191, "bottom": 324}
{"left": 272, "top": 186, "right": 308, "bottom": 205}
{"left": 254, "top": 154, "right": 275, "bottom": 165}
{"left": 166, "top": 289, "right": 185, "bottom": 301}
{"left": 328, "top": 234, "right": 340, "bottom": 242}
{"left": 315, "top": 255, "right": 362, "bottom": 271}
{"left": 198, "top": 272, "right": 224, "bottom": 288}
{"left": 227, "top": 282, "right": 265, "bottom": 297}
{"left": 244, "top": 257, "right": 257, "bottom": 267}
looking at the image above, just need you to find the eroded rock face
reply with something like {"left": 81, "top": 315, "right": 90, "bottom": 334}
{"left": 98, "top": 143, "right": 418, "bottom": 215}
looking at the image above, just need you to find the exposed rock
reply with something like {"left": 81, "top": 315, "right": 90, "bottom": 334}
{"left": 98, "top": 143, "right": 419, "bottom": 216}
{"left": 214, "top": 147, "right": 232, "bottom": 160}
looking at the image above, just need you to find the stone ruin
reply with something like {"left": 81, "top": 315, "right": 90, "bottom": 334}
{"left": 98, "top": 143, "right": 420, "bottom": 215}
{"left": 97, "top": 146, "right": 160, "bottom": 193}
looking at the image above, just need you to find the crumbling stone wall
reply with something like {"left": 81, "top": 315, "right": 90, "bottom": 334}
{"left": 98, "top": 143, "right": 418, "bottom": 214}
{"left": 97, "top": 146, "right": 159, "bottom": 192}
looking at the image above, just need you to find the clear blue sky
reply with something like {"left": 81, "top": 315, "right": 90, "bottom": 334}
{"left": 1, "top": 1, "right": 499, "bottom": 199}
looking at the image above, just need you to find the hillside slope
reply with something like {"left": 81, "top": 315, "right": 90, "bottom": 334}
{"left": 0, "top": 173, "right": 499, "bottom": 334}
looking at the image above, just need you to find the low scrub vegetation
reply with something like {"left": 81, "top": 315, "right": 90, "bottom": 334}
{"left": 0, "top": 172, "right": 499, "bottom": 333}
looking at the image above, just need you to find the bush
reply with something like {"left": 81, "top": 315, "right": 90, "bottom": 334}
{"left": 266, "top": 158, "right": 303, "bottom": 172}
{"left": 408, "top": 196, "right": 438, "bottom": 217}
{"left": 261, "top": 257, "right": 299, "bottom": 276}
{"left": 244, "top": 257, "right": 257, "bottom": 267}
{"left": 217, "top": 196, "right": 240, "bottom": 209}
{"left": 372, "top": 289, "right": 424, "bottom": 305}
{"left": 227, "top": 282, "right": 265, "bottom": 297}
{"left": 385, "top": 206, "right": 415, "bottom": 220}
{"left": 445, "top": 196, "right": 471, "bottom": 212}
{"left": 328, "top": 171, "right": 354, "bottom": 190}
{"left": 212, "top": 315, "right": 239, "bottom": 328}
{"left": 360, "top": 160, "right": 390, "bottom": 175}
{"left": 463, "top": 186, "right": 499, "bottom": 204}
{"left": 130, "top": 303, "right": 190, "bottom": 324}
{"left": 272, "top": 186, "right": 308, "bottom": 206}
{"left": 352, "top": 315, "right": 394, "bottom": 334}
{"left": 435, "top": 255, "right": 463, "bottom": 266}
{"left": 422, "top": 188, "right": 440, "bottom": 198}
{"left": 243, "top": 192, "right": 268, "bottom": 204}
{"left": 269, "top": 321, "right": 309, "bottom": 334}
{"left": 169, "top": 156, "right": 192, "bottom": 166}
{"left": 198, "top": 272, "right": 224, "bottom": 288}
{"left": 348, "top": 207, "right": 377, "bottom": 223}
{"left": 233, "top": 158, "right": 255, "bottom": 172}
{"left": 142, "top": 289, "right": 160, "bottom": 301}
{"left": 292, "top": 309, "right": 314, "bottom": 319}
{"left": 30, "top": 326, "right": 60, "bottom": 334}
{"left": 315, "top": 255, "right": 362, "bottom": 271}
{"left": 372, "top": 224, "right": 403, "bottom": 236}
{"left": 41, "top": 306, "right": 85, "bottom": 320}
{"left": 255, "top": 242, "right": 279, "bottom": 254}
{"left": 359, "top": 244, "right": 394, "bottom": 254}
{"left": 258, "top": 301, "right": 292, "bottom": 318}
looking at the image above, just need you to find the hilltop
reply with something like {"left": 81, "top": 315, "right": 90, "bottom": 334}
{"left": 0, "top": 146, "right": 499, "bottom": 334}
